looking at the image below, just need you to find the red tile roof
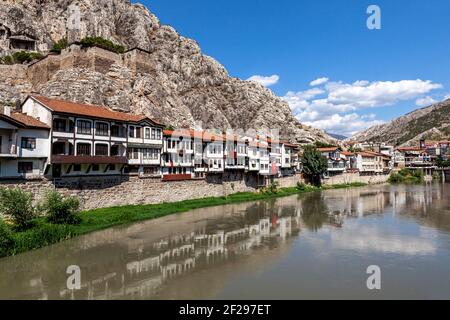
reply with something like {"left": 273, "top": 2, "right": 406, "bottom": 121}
{"left": 318, "top": 147, "right": 339, "bottom": 152}
{"left": 1, "top": 112, "right": 50, "bottom": 129}
{"left": 341, "top": 151, "right": 355, "bottom": 156}
{"left": 31, "top": 95, "right": 163, "bottom": 126}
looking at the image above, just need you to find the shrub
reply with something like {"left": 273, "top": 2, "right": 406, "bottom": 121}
{"left": 296, "top": 182, "right": 308, "bottom": 191}
{"left": 0, "top": 188, "right": 36, "bottom": 230}
{"left": 42, "top": 191, "right": 81, "bottom": 225}
{"left": 261, "top": 182, "right": 280, "bottom": 195}
{"left": 388, "top": 168, "right": 424, "bottom": 184}
{"left": 0, "top": 220, "right": 14, "bottom": 257}
{"left": 12, "top": 51, "right": 44, "bottom": 64}
{"left": 12, "top": 223, "right": 75, "bottom": 254}
{"left": 0, "top": 55, "right": 13, "bottom": 65}
{"left": 80, "top": 36, "right": 125, "bottom": 54}
{"left": 50, "top": 38, "right": 68, "bottom": 53}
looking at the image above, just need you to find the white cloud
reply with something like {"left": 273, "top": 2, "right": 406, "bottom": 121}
{"left": 282, "top": 78, "right": 443, "bottom": 136}
{"left": 310, "top": 77, "right": 329, "bottom": 87}
{"left": 303, "top": 113, "right": 385, "bottom": 137}
{"left": 416, "top": 96, "right": 437, "bottom": 107}
{"left": 247, "top": 74, "right": 280, "bottom": 87}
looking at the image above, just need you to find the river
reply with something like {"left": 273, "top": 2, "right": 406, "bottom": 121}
{"left": 1, "top": 183, "right": 450, "bottom": 300}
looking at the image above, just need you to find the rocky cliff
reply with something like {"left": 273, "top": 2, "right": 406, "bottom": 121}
{"left": 0, "top": 0, "right": 334, "bottom": 144}
{"left": 350, "top": 99, "right": 450, "bottom": 146}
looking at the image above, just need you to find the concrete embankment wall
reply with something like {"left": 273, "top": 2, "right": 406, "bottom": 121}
{"left": 0, "top": 173, "right": 389, "bottom": 211}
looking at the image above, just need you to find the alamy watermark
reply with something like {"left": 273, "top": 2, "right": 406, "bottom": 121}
{"left": 66, "top": 265, "right": 81, "bottom": 290}
{"left": 367, "top": 5, "right": 382, "bottom": 30}
{"left": 366, "top": 265, "right": 381, "bottom": 290}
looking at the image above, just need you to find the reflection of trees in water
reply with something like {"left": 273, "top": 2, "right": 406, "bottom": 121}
{"left": 301, "top": 193, "right": 330, "bottom": 232}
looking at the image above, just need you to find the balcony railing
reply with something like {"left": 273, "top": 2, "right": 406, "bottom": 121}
{"left": 162, "top": 174, "right": 192, "bottom": 181}
{"left": 52, "top": 155, "right": 128, "bottom": 164}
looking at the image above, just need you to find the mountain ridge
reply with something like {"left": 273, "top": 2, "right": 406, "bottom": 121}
{"left": 350, "top": 99, "right": 450, "bottom": 146}
{"left": 0, "top": 0, "right": 335, "bottom": 144}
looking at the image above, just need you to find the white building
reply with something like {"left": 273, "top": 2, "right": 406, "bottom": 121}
{"left": 19, "top": 95, "right": 164, "bottom": 178}
{"left": 0, "top": 106, "right": 50, "bottom": 179}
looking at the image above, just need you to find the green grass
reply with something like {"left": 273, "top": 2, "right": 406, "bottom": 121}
{"left": 0, "top": 182, "right": 368, "bottom": 258}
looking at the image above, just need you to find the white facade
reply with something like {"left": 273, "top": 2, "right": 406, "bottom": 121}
{"left": 0, "top": 117, "right": 50, "bottom": 179}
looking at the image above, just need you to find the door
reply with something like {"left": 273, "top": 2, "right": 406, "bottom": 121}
{"left": 53, "top": 164, "right": 62, "bottom": 178}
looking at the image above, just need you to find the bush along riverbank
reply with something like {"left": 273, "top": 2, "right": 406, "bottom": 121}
{"left": 388, "top": 168, "right": 425, "bottom": 184}
{"left": 0, "top": 182, "right": 367, "bottom": 258}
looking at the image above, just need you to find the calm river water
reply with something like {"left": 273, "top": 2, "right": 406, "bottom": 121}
{"left": 1, "top": 183, "right": 450, "bottom": 300}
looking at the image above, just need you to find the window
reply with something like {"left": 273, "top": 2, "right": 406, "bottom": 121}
{"left": 156, "top": 129, "right": 162, "bottom": 140}
{"left": 129, "top": 126, "right": 135, "bottom": 138}
{"left": 21, "top": 137, "right": 36, "bottom": 150}
{"left": 109, "top": 164, "right": 116, "bottom": 171}
{"left": 76, "top": 143, "right": 91, "bottom": 156}
{"left": 143, "top": 148, "right": 159, "bottom": 160}
{"left": 92, "top": 164, "right": 100, "bottom": 172}
{"left": 95, "top": 122, "right": 109, "bottom": 136}
{"left": 111, "top": 125, "right": 125, "bottom": 138}
{"left": 95, "top": 144, "right": 109, "bottom": 156}
{"left": 73, "top": 164, "right": 82, "bottom": 172}
{"left": 53, "top": 119, "right": 66, "bottom": 132}
{"left": 136, "top": 127, "right": 142, "bottom": 139}
{"left": 111, "top": 145, "right": 120, "bottom": 156}
{"left": 127, "top": 147, "right": 139, "bottom": 160}
{"left": 77, "top": 120, "right": 92, "bottom": 135}
{"left": 144, "top": 167, "right": 158, "bottom": 175}
{"left": 18, "top": 162, "right": 33, "bottom": 174}
{"left": 145, "top": 128, "right": 151, "bottom": 139}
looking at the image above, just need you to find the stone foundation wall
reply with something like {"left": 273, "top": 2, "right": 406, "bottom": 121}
{"left": 0, "top": 173, "right": 300, "bottom": 210}
{"left": 0, "top": 172, "right": 388, "bottom": 211}
{"left": 322, "top": 173, "right": 389, "bottom": 186}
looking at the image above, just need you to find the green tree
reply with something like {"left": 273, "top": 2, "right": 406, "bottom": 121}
{"left": 301, "top": 145, "right": 328, "bottom": 186}
{"left": 0, "top": 188, "right": 36, "bottom": 230}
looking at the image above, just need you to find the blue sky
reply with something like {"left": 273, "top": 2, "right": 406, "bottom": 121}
{"left": 137, "top": 0, "right": 450, "bottom": 136}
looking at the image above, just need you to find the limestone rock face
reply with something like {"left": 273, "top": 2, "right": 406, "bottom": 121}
{"left": 351, "top": 99, "right": 450, "bottom": 146}
{"left": 0, "top": 0, "right": 335, "bottom": 144}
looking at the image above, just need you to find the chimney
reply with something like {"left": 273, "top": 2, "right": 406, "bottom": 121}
{"left": 420, "top": 139, "right": 426, "bottom": 149}
{"left": 2, "top": 106, "right": 11, "bottom": 117}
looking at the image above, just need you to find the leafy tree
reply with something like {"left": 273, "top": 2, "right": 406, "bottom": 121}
{"left": 436, "top": 156, "right": 450, "bottom": 168}
{"left": 41, "top": 191, "right": 81, "bottom": 225}
{"left": 301, "top": 145, "right": 328, "bottom": 186}
{"left": 0, "top": 188, "right": 36, "bottom": 230}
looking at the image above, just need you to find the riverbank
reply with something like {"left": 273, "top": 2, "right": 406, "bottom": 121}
{"left": 0, "top": 182, "right": 367, "bottom": 258}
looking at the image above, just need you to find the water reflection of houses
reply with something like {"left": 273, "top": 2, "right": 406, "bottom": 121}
{"left": 59, "top": 207, "right": 301, "bottom": 299}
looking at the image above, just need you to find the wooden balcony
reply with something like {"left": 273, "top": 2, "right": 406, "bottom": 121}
{"left": 162, "top": 174, "right": 192, "bottom": 182}
{"left": 52, "top": 155, "right": 128, "bottom": 165}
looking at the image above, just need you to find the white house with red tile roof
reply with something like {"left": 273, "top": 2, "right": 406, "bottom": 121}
{"left": 17, "top": 95, "right": 165, "bottom": 178}
{"left": 0, "top": 106, "right": 50, "bottom": 179}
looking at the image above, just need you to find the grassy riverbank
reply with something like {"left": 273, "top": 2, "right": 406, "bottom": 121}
{"left": 0, "top": 182, "right": 367, "bottom": 258}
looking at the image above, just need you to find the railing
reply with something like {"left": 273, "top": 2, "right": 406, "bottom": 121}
{"left": 162, "top": 174, "right": 192, "bottom": 181}
{"left": 51, "top": 155, "right": 128, "bottom": 164}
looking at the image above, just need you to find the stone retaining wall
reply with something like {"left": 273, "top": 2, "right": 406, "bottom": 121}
{"left": 0, "top": 172, "right": 388, "bottom": 211}
{"left": 322, "top": 173, "right": 389, "bottom": 186}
